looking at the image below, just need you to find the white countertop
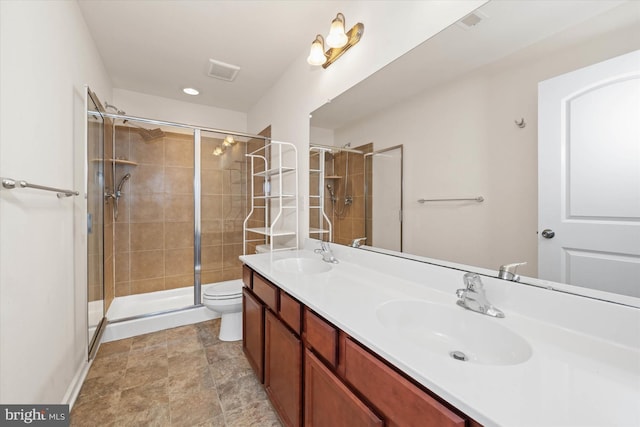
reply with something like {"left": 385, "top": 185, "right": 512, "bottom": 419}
{"left": 240, "top": 243, "right": 640, "bottom": 427}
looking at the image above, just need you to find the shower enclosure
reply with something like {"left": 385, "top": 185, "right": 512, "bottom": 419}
{"left": 88, "top": 99, "right": 269, "bottom": 323}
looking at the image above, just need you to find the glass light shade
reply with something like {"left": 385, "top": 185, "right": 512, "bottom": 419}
{"left": 223, "top": 135, "right": 235, "bottom": 146}
{"left": 307, "top": 37, "right": 327, "bottom": 66}
{"left": 212, "top": 146, "right": 225, "bottom": 156}
{"left": 326, "top": 15, "right": 348, "bottom": 48}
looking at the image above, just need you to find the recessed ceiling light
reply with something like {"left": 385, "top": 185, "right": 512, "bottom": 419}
{"left": 183, "top": 87, "right": 199, "bottom": 96}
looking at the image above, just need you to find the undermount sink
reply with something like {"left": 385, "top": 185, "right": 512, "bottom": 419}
{"left": 272, "top": 257, "right": 332, "bottom": 274}
{"left": 376, "top": 300, "right": 532, "bottom": 366}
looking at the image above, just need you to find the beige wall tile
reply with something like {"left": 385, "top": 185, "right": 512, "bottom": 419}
{"left": 164, "top": 248, "right": 194, "bottom": 277}
{"left": 115, "top": 223, "right": 130, "bottom": 253}
{"left": 222, "top": 195, "right": 245, "bottom": 220}
{"left": 222, "top": 268, "right": 241, "bottom": 281}
{"left": 115, "top": 252, "right": 130, "bottom": 283}
{"left": 201, "top": 195, "right": 223, "bottom": 220}
{"left": 164, "top": 167, "right": 194, "bottom": 195}
{"left": 201, "top": 245, "right": 223, "bottom": 271}
{"left": 115, "top": 281, "right": 131, "bottom": 297}
{"left": 131, "top": 164, "right": 164, "bottom": 194}
{"left": 201, "top": 270, "right": 224, "bottom": 284}
{"left": 164, "top": 194, "right": 194, "bottom": 222}
{"left": 130, "top": 250, "right": 164, "bottom": 280}
{"left": 131, "top": 277, "right": 165, "bottom": 295}
{"left": 165, "top": 222, "right": 194, "bottom": 249}
{"left": 165, "top": 137, "right": 194, "bottom": 168}
{"left": 130, "top": 222, "right": 164, "bottom": 251}
{"left": 201, "top": 169, "right": 223, "bottom": 195}
{"left": 131, "top": 138, "right": 164, "bottom": 165}
{"left": 202, "top": 220, "right": 223, "bottom": 246}
{"left": 164, "top": 274, "right": 194, "bottom": 290}
{"left": 131, "top": 194, "right": 164, "bottom": 223}
{"left": 222, "top": 244, "right": 243, "bottom": 269}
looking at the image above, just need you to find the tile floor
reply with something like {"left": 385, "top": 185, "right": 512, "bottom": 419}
{"left": 71, "top": 320, "right": 282, "bottom": 426}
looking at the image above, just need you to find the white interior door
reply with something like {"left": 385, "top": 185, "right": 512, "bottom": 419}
{"left": 538, "top": 50, "right": 640, "bottom": 298}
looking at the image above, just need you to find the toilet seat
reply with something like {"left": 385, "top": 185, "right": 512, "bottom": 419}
{"left": 203, "top": 281, "right": 242, "bottom": 301}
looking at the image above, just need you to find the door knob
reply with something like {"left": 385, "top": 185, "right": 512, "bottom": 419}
{"left": 541, "top": 229, "right": 555, "bottom": 239}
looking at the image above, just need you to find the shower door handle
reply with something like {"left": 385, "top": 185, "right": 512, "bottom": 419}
{"left": 87, "top": 213, "right": 93, "bottom": 234}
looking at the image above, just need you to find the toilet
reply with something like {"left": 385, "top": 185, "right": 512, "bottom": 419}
{"left": 203, "top": 280, "right": 243, "bottom": 341}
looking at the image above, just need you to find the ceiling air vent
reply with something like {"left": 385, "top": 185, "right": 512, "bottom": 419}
{"left": 456, "top": 10, "right": 488, "bottom": 30}
{"left": 207, "top": 59, "right": 241, "bottom": 82}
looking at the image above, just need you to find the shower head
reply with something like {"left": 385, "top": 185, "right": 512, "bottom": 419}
{"left": 136, "top": 126, "right": 165, "bottom": 142}
{"left": 117, "top": 173, "right": 131, "bottom": 192}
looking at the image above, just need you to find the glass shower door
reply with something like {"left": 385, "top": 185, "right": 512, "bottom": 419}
{"left": 87, "top": 89, "right": 107, "bottom": 359}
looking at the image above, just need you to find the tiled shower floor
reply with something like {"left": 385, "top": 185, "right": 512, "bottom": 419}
{"left": 71, "top": 320, "right": 281, "bottom": 426}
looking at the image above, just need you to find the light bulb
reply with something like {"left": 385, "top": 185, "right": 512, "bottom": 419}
{"left": 212, "top": 146, "right": 225, "bottom": 156}
{"left": 223, "top": 135, "right": 235, "bottom": 147}
{"left": 326, "top": 14, "right": 348, "bottom": 48}
{"left": 307, "top": 35, "right": 327, "bottom": 66}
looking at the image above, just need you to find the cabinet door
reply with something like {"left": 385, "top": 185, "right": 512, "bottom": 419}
{"left": 343, "top": 338, "right": 466, "bottom": 427}
{"left": 243, "top": 288, "right": 264, "bottom": 383}
{"left": 265, "top": 310, "right": 302, "bottom": 427}
{"left": 305, "top": 349, "right": 383, "bottom": 427}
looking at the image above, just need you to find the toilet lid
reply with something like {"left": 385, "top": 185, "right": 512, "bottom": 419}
{"left": 203, "top": 281, "right": 243, "bottom": 299}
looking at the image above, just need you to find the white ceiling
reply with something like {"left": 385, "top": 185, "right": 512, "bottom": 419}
{"left": 77, "top": 0, "right": 348, "bottom": 112}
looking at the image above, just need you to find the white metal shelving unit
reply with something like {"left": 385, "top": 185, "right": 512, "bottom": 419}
{"left": 243, "top": 141, "right": 298, "bottom": 254}
{"left": 309, "top": 147, "right": 333, "bottom": 241}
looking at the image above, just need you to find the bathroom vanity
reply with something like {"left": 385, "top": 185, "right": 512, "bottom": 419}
{"left": 240, "top": 243, "right": 640, "bottom": 427}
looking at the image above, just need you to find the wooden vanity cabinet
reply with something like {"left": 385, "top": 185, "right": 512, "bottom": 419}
{"left": 242, "top": 265, "right": 482, "bottom": 427}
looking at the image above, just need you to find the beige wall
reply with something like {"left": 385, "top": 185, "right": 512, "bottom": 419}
{"left": 334, "top": 22, "right": 640, "bottom": 278}
{"left": 0, "top": 0, "right": 113, "bottom": 404}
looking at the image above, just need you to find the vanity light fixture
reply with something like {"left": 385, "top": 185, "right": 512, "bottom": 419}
{"left": 223, "top": 135, "right": 236, "bottom": 147}
{"left": 212, "top": 146, "right": 225, "bottom": 156}
{"left": 307, "top": 13, "right": 364, "bottom": 69}
{"left": 183, "top": 87, "right": 200, "bottom": 96}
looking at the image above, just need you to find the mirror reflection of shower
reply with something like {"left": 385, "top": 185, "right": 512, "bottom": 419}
{"left": 328, "top": 143, "right": 354, "bottom": 219}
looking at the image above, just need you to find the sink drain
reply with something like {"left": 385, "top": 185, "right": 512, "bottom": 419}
{"left": 450, "top": 350, "right": 468, "bottom": 361}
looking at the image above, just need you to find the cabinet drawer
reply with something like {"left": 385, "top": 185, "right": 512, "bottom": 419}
{"left": 279, "top": 291, "right": 302, "bottom": 335}
{"left": 303, "top": 309, "right": 338, "bottom": 368}
{"left": 253, "top": 274, "right": 278, "bottom": 312}
{"left": 242, "top": 264, "right": 253, "bottom": 288}
{"left": 343, "top": 338, "right": 466, "bottom": 427}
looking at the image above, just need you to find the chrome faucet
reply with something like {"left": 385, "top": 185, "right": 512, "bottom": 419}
{"left": 351, "top": 237, "right": 367, "bottom": 248}
{"left": 315, "top": 241, "right": 339, "bottom": 264}
{"left": 456, "top": 273, "right": 504, "bottom": 318}
{"left": 498, "top": 262, "right": 527, "bottom": 282}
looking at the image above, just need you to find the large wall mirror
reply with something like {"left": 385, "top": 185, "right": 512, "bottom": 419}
{"left": 309, "top": 1, "right": 640, "bottom": 304}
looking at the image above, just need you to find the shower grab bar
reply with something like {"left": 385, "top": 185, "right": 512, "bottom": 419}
{"left": 418, "top": 196, "right": 484, "bottom": 203}
{"left": 1, "top": 177, "right": 79, "bottom": 198}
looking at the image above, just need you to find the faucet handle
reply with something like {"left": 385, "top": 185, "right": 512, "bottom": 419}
{"left": 463, "top": 272, "right": 484, "bottom": 291}
{"left": 498, "top": 262, "right": 527, "bottom": 281}
{"left": 351, "top": 237, "right": 367, "bottom": 248}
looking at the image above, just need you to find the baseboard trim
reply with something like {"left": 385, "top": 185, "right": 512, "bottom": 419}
{"left": 62, "top": 356, "right": 92, "bottom": 409}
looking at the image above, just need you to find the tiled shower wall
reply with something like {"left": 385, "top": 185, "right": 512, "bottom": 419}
{"left": 112, "top": 126, "right": 247, "bottom": 297}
